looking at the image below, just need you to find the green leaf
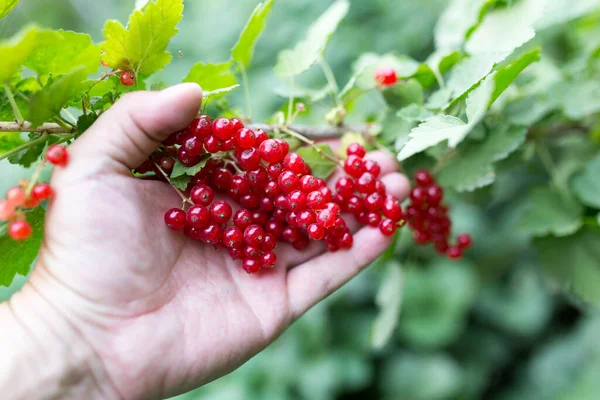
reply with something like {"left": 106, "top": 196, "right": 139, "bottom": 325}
{"left": 516, "top": 187, "right": 583, "bottom": 237}
{"left": 183, "top": 62, "right": 237, "bottom": 99}
{"left": 296, "top": 144, "right": 338, "bottom": 180}
{"left": 445, "top": 54, "right": 497, "bottom": 102}
{"left": 101, "top": 0, "right": 183, "bottom": 75}
{"left": 465, "top": 0, "right": 541, "bottom": 58}
{"left": 381, "top": 78, "right": 424, "bottom": 109}
{"left": 0, "top": 207, "right": 45, "bottom": 287}
{"left": 8, "top": 133, "right": 50, "bottom": 168}
{"left": 489, "top": 48, "right": 541, "bottom": 105}
{"left": 170, "top": 174, "right": 190, "bottom": 191}
{"left": 25, "top": 30, "right": 100, "bottom": 79}
{"left": 397, "top": 104, "right": 434, "bottom": 123}
{"left": 0, "top": 26, "right": 58, "bottom": 84}
{"left": 434, "top": 0, "right": 487, "bottom": 50}
{"left": 204, "top": 85, "right": 240, "bottom": 99}
{"left": 76, "top": 113, "right": 98, "bottom": 135}
{"left": 0, "top": 0, "right": 19, "bottom": 19}
{"left": 572, "top": 155, "right": 600, "bottom": 209}
{"left": 371, "top": 261, "right": 403, "bottom": 350}
{"left": 231, "top": 0, "right": 275, "bottom": 68}
{"left": 534, "top": 228, "right": 600, "bottom": 307}
{"left": 274, "top": 0, "right": 349, "bottom": 78}
{"left": 28, "top": 69, "right": 88, "bottom": 127}
{"left": 553, "top": 80, "right": 600, "bottom": 120}
{"left": 438, "top": 125, "right": 527, "bottom": 191}
{"left": 170, "top": 156, "right": 210, "bottom": 179}
{"left": 0, "top": 132, "right": 25, "bottom": 154}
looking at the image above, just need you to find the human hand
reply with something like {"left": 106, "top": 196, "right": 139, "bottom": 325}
{"left": 1, "top": 84, "right": 409, "bottom": 399}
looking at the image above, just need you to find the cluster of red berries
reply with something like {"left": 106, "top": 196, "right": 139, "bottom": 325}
{"left": 154, "top": 115, "right": 407, "bottom": 273}
{"left": 406, "top": 169, "right": 471, "bottom": 259}
{"left": 0, "top": 145, "right": 68, "bottom": 241}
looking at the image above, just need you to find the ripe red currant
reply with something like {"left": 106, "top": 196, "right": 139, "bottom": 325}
{"left": 120, "top": 70, "right": 135, "bottom": 86}
{"left": 261, "top": 251, "right": 277, "bottom": 268}
{"left": 187, "top": 205, "right": 210, "bottom": 228}
{"left": 212, "top": 118, "right": 236, "bottom": 140}
{"left": 457, "top": 233, "right": 472, "bottom": 249}
{"left": 0, "top": 200, "right": 15, "bottom": 221}
{"left": 259, "top": 139, "right": 287, "bottom": 163}
{"left": 187, "top": 115, "right": 213, "bottom": 138}
{"left": 346, "top": 143, "right": 366, "bottom": 158}
{"left": 374, "top": 67, "right": 397, "bottom": 86}
{"left": 415, "top": 169, "right": 434, "bottom": 186}
{"left": 6, "top": 187, "right": 26, "bottom": 207}
{"left": 244, "top": 224, "right": 265, "bottom": 246}
{"left": 164, "top": 208, "right": 186, "bottom": 230}
{"left": 46, "top": 145, "right": 69, "bottom": 167}
{"left": 379, "top": 219, "right": 397, "bottom": 236}
{"left": 8, "top": 220, "right": 32, "bottom": 241}
{"left": 209, "top": 200, "right": 232, "bottom": 224}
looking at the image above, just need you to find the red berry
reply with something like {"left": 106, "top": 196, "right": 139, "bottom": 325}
{"left": 264, "top": 180, "right": 281, "bottom": 197}
{"left": 363, "top": 160, "right": 381, "bottom": 178}
{"left": 0, "top": 200, "right": 15, "bottom": 221}
{"left": 346, "top": 143, "right": 366, "bottom": 158}
{"left": 446, "top": 246, "right": 463, "bottom": 260}
{"left": 203, "top": 135, "right": 222, "bottom": 153}
{"left": 230, "top": 118, "right": 244, "bottom": 132}
{"left": 296, "top": 209, "right": 316, "bottom": 228}
{"left": 246, "top": 168, "right": 268, "bottom": 187}
{"left": 413, "top": 230, "right": 430, "bottom": 245}
{"left": 209, "top": 200, "right": 232, "bottom": 224}
{"left": 367, "top": 212, "right": 381, "bottom": 227}
{"left": 242, "top": 258, "right": 262, "bottom": 274}
{"left": 160, "top": 157, "right": 175, "bottom": 171}
{"left": 286, "top": 211, "right": 299, "bottom": 227}
{"left": 355, "top": 172, "right": 376, "bottom": 194}
{"left": 259, "top": 139, "right": 286, "bottom": 163}
{"left": 212, "top": 118, "right": 236, "bottom": 140}
{"left": 261, "top": 251, "right": 277, "bottom": 268}
{"left": 457, "top": 233, "right": 472, "bottom": 249}
{"left": 200, "top": 224, "right": 223, "bottom": 245}
{"left": 266, "top": 219, "right": 284, "bottom": 237}
{"left": 382, "top": 195, "right": 404, "bottom": 221}
{"left": 339, "top": 232, "right": 353, "bottom": 249}
{"left": 287, "top": 190, "right": 307, "bottom": 211}
{"left": 230, "top": 174, "right": 251, "bottom": 197}
{"left": 228, "top": 248, "right": 243, "bottom": 260}
{"left": 177, "top": 148, "right": 201, "bottom": 167}
{"left": 267, "top": 163, "right": 284, "bottom": 179}
{"left": 426, "top": 184, "right": 443, "bottom": 205}
{"left": 307, "top": 223, "right": 325, "bottom": 240}
{"left": 375, "top": 180, "right": 386, "bottom": 195}
{"left": 307, "top": 190, "right": 326, "bottom": 210}
{"left": 261, "top": 233, "right": 277, "bottom": 251}
{"left": 244, "top": 225, "right": 265, "bottom": 246}
{"left": 236, "top": 128, "right": 256, "bottom": 149}
{"left": 364, "top": 192, "right": 384, "bottom": 212}
{"left": 120, "top": 70, "right": 135, "bottom": 86}
{"left": 244, "top": 245, "right": 261, "bottom": 260}
{"left": 346, "top": 196, "right": 364, "bottom": 214}
{"left": 234, "top": 209, "right": 253, "bottom": 230}
{"left": 240, "top": 194, "right": 260, "bottom": 210}
{"left": 6, "top": 187, "right": 26, "bottom": 207}
{"left": 164, "top": 208, "right": 186, "bottom": 230}
{"left": 374, "top": 67, "right": 397, "bottom": 86}
{"left": 410, "top": 187, "right": 427, "bottom": 205}
{"left": 8, "top": 220, "right": 32, "bottom": 241}
{"left": 344, "top": 155, "right": 365, "bottom": 178}
{"left": 272, "top": 208, "right": 287, "bottom": 222}
{"left": 238, "top": 148, "right": 261, "bottom": 171}
{"left": 223, "top": 226, "right": 245, "bottom": 249}
{"left": 31, "top": 183, "right": 54, "bottom": 202}
{"left": 415, "top": 169, "right": 434, "bottom": 187}
{"left": 316, "top": 207, "right": 337, "bottom": 229}
{"left": 211, "top": 168, "right": 233, "bottom": 191}
{"left": 278, "top": 171, "right": 298, "bottom": 194}
{"left": 187, "top": 115, "right": 213, "bottom": 138}
{"left": 282, "top": 226, "right": 300, "bottom": 243}
{"left": 22, "top": 196, "right": 39, "bottom": 209}
{"left": 183, "top": 136, "right": 205, "bottom": 157}
{"left": 299, "top": 175, "right": 323, "bottom": 193}
{"left": 254, "top": 128, "right": 269, "bottom": 145}
{"left": 283, "top": 153, "right": 307, "bottom": 174}
{"left": 252, "top": 211, "right": 269, "bottom": 226}
{"left": 190, "top": 184, "right": 214, "bottom": 206}
{"left": 186, "top": 205, "right": 210, "bottom": 228}
{"left": 379, "top": 219, "right": 397, "bottom": 236}
{"left": 335, "top": 177, "right": 354, "bottom": 198}
{"left": 46, "top": 145, "right": 69, "bottom": 167}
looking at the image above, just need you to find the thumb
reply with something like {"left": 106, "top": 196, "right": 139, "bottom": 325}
{"left": 64, "top": 83, "right": 202, "bottom": 176}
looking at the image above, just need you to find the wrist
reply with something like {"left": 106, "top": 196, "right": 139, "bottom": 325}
{"left": 0, "top": 269, "right": 120, "bottom": 399}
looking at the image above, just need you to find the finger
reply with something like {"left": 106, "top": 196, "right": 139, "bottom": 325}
{"left": 59, "top": 83, "right": 202, "bottom": 177}
{"left": 282, "top": 171, "right": 409, "bottom": 268}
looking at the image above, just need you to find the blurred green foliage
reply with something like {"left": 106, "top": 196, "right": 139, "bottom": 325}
{"left": 2, "top": 1, "right": 600, "bottom": 399}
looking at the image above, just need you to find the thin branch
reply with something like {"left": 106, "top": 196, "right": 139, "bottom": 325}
{"left": 0, "top": 133, "right": 49, "bottom": 161}
{"left": 249, "top": 123, "right": 370, "bottom": 139}
{"left": 151, "top": 160, "right": 192, "bottom": 206}
{"left": 0, "top": 122, "right": 74, "bottom": 133}
{"left": 4, "top": 84, "right": 24, "bottom": 125}
{"left": 280, "top": 126, "right": 342, "bottom": 165}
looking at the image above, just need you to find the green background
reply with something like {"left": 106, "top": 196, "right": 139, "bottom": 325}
{"left": 2, "top": 1, "right": 600, "bottom": 399}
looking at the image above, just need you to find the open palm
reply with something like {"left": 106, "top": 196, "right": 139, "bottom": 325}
{"left": 24, "top": 84, "right": 409, "bottom": 399}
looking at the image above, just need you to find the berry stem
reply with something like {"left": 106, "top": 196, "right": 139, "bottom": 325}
{"left": 318, "top": 56, "right": 340, "bottom": 106}
{"left": 240, "top": 64, "right": 253, "bottom": 120}
{"left": 151, "top": 160, "right": 193, "bottom": 205}
{"left": 286, "top": 76, "right": 295, "bottom": 125}
{"left": 89, "top": 69, "right": 122, "bottom": 90}
{"left": 280, "top": 126, "right": 342, "bottom": 165}
{"left": 0, "top": 132, "right": 49, "bottom": 162}
{"left": 224, "top": 158, "right": 244, "bottom": 174}
{"left": 4, "top": 84, "right": 24, "bottom": 125}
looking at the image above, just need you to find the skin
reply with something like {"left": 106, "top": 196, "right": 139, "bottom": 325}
{"left": 0, "top": 83, "right": 410, "bottom": 400}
